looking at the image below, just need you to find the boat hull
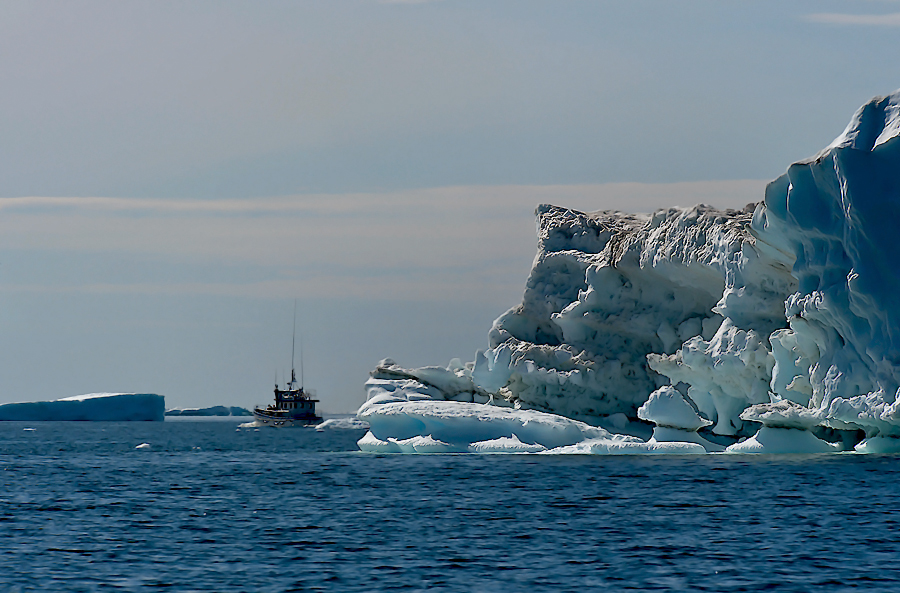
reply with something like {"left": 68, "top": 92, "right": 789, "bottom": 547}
{"left": 252, "top": 409, "right": 322, "bottom": 427}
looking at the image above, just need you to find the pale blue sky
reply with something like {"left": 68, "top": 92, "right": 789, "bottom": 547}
{"left": 1, "top": 0, "right": 899, "bottom": 412}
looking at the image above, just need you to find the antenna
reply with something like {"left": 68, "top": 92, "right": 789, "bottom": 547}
{"left": 300, "top": 333, "right": 305, "bottom": 389}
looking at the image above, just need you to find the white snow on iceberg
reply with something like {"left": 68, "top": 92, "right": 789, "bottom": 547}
{"left": 0, "top": 393, "right": 165, "bottom": 422}
{"left": 357, "top": 89, "right": 900, "bottom": 455}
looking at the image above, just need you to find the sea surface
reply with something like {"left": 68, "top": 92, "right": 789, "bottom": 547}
{"left": 2, "top": 420, "right": 900, "bottom": 592}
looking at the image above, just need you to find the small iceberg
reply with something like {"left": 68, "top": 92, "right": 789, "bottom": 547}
{"left": 725, "top": 400, "right": 838, "bottom": 454}
{"left": 165, "top": 406, "right": 251, "bottom": 417}
{"left": 637, "top": 386, "right": 724, "bottom": 452}
{"left": 825, "top": 390, "right": 900, "bottom": 453}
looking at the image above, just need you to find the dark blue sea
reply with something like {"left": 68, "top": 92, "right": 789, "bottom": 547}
{"left": 2, "top": 419, "right": 900, "bottom": 592}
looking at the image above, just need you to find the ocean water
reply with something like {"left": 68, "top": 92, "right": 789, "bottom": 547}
{"left": 2, "top": 421, "right": 900, "bottom": 592}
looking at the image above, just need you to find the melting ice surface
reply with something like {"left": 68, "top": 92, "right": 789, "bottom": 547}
{"left": 358, "top": 89, "right": 900, "bottom": 455}
{"left": 0, "top": 393, "right": 165, "bottom": 422}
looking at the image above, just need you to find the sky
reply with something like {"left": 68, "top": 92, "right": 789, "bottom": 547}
{"left": 1, "top": 0, "right": 899, "bottom": 413}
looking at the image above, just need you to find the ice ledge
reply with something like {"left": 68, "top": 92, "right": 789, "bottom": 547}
{"left": 357, "top": 400, "right": 707, "bottom": 455}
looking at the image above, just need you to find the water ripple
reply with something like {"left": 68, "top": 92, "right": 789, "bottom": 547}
{"left": 1, "top": 422, "right": 899, "bottom": 591}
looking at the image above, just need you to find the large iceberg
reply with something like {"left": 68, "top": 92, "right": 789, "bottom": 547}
{"left": 358, "top": 89, "right": 900, "bottom": 454}
{"left": 0, "top": 393, "right": 165, "bottom": 422}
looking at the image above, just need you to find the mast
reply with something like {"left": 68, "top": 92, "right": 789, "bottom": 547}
{"left": 291, "top": 299, "right": 297, "bottom": 389}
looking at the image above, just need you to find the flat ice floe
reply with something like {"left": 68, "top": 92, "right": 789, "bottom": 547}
{"left": 357, "top": 89, "right": 900, "bottom": 455}
{"left": 0, "top": 393, "right": 165, "bottom": 422}
{"left": 358, "top": 399, "right": 705, "bottom": 455}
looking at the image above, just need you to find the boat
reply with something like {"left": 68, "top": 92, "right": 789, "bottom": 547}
{"left": 253, "top": 304, "right": 323, "bottom": 427}
{"left": 252, "top": 369, "right": 322, "bottom": 427}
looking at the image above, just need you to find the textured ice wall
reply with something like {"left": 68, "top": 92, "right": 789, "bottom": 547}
{"left": 360, "top": 89, "right": 900, "bottom": 444}
{"left": 757, "top": 92, "right": 900, "bottom": 436}
{"left": 471, "top": 201, "right": 795, "bottom": 432}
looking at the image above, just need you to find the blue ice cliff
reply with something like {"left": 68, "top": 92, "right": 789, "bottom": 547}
{"left": 0, "top": 393, "right": 165, "bottom": 422}
{"left": 358, "top": 89, "right": 900, "bottom": 454}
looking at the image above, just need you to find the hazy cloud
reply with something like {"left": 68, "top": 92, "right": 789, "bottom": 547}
{"left": 0, "top": 180, "right": 766, "bottom": 301}
{"left": 805, "top": 11, "right": 900, "bottom": 25}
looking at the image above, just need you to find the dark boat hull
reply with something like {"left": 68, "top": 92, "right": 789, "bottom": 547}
{"left": 252, "top": 407, "right": 322, "bottom": 427}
